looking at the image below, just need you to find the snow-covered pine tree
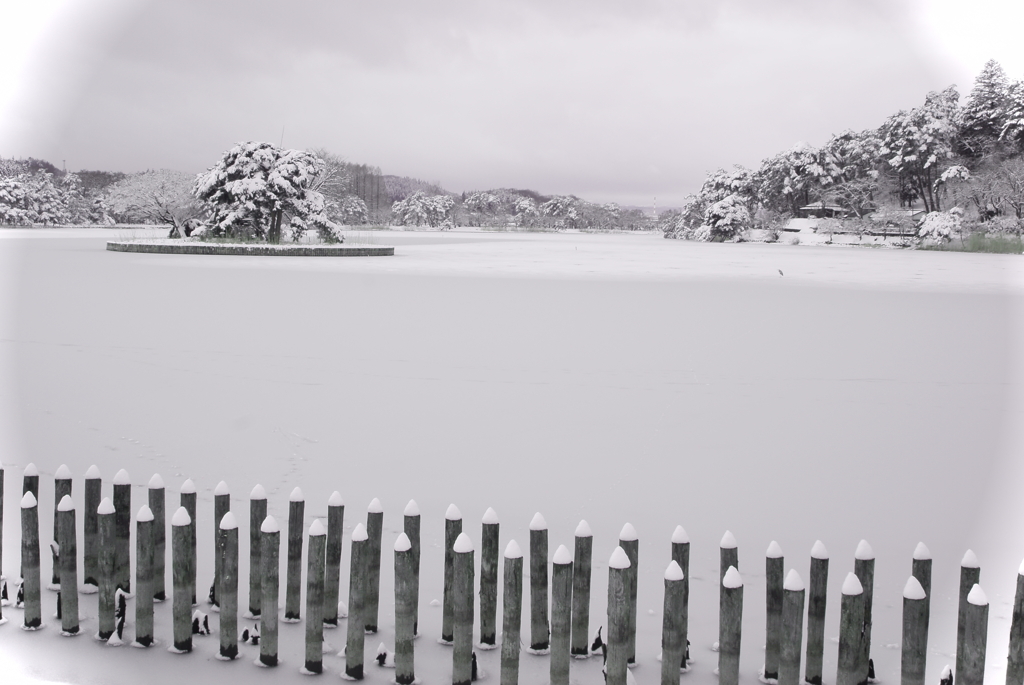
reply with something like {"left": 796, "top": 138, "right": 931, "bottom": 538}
{"left": 959, "top": 60, "right": 1011, "bottom": 158}
{"left": 1001, "top": 80, "right": 1024, "bottom": 151}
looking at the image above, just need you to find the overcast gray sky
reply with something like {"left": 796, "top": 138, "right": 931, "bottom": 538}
{"left": 1, "top": 0, "right": 1022, "bottom": 206}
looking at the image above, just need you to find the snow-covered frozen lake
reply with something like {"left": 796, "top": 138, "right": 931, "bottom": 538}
{"left": 0, "top": 228, "right": 1022, "bottom": 685}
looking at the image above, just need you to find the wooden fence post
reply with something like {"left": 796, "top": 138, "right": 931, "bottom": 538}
{"left": 113, "top": 469, "right": 131, "bottom": 594}
{"left": 619, "top": 523, "right": 639, "bottom": 666}
{"left": 395, "top": 532, "right": 416, "bottom": 685}
{"left": 246, "top": 484, "right": 266, "bottom": 619}
{"left": 21, "top": 491, "right": 42, "bottom": 629}
{"left": 303, "top": 519, "right": 326, "bottom": 674}
{"left": 670, "top": 525, "right": 690, "bottom": 669}
{"left": 22, "top": 462, "right": 39, "bottom": 499}
{"left": 551, "top": 544, "right": 573, "bottom": 685}
{"left": 98, "top": 496, "right": 116, "bottom": 639}
{"left": 901, "top": 576, "right": 927, "bottom": 685}
{"left": 911, "top": 542, "right": 931, "bottom": 643}
{"left": 285, "top": 486, "right": 305, "bottom": 622}
{"left": 661, "top": 560, "right": 685, "bottom": 685}
{"left": 957, "top": 550, "right": 981, "bottom": 679}
{"left": 442, "top": 504, "right": 463, "bottom": 645}
{"left": 345, "top": 523, "right": 368, "bottom": 680}
{"left": 501, "top": 540, "right": 524, "bottom": 685}
{"left": 719, "top": 566, "right": 743, "bottom": 685}
{"left": 571, "top": 520, "right": 593, "bottom": 658}
{"left": 854, "top": 540, "right": 875, "bottom": 685}
{"left": 324, "top": 491, "right": 344, "bottom": 628}
{"left": 607, "top": 546, "right": 632, "bottom": 685}
{"left": 57, "top": 494, "right": 79, "bottom": 635}
{"left": 764, "top": 541, "right": 784, "bottom": 682}
{"left": 529, "top": 512, "right": 550, "bottom": 654}
{"left": 134, "top": 504, "right": 154, "bottom": 647}
{"left": 364, "top": 498, "right": 383, "bottom": 633}
{"left": 1006, "top": 559, "right": 1024, "bottom": 685}
{"left": 480, "top": 507, "right": 500, "bottom": 648}
{"left": 148, "top": 474, "right": 166, "bottom": 603}
{"left": 260, "top": 515, "right": 281, "bottom": 667}
{"left": 51, "top": 465, "right": 72, "bottom": 590}
{"left": 211, "top": 480, "right": 230, "bottom": 610}
{"left": 960, "top": 584, "right": 989, "bottom": 685}
{"left": 84, "top": 465, "right": 101, "bottom": 590}
{"left": 170, "top": 506, "right": 192, "bottom": 653}
{"left": 806, "top": 540, "right": 829, "bottom": 685}
{"left": 837, "top": 572, "right": 864, "bottom": 685}
{"left": 179, "top": 479, "right": 197, "bottom": 606}
{"left": 779, "top": 570, "right": 805, "bottom": 685}
{"left": 453, "top": 532, "right": 475, "bottom": 685}
{"left": 718, "top": 531, "right": 738, "bottom": 652}
{"left": 404, "top": 500, "right": 421, "bottom": 637}
{"left": 218, "top": 512, "right": 239, "bottom": 660}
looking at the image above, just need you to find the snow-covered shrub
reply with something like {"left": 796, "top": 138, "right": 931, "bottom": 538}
{"left": 391, "top": 191, "right": 454, "bottom": 228}
{"left": 918, "top": 207, "right": 963, "bottom": 243}
{"left": 695, "top": 194, "right": 751, "bottom": 241}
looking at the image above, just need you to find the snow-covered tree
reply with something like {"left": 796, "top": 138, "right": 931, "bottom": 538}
{"left": 0, "top": 171, "right": 73, "bottom": 225}
{"left": 105, "top": 169, "right": 203, "bottom": 232}
{"left": 918, "top": 207, "right": 963, "bottom": 243}
{"left": 332, "top": 195, "right": 368, "bottom": 225}
{"left": 959, "top": 60, "right": 1010, "bottom": 157}
{"left": 193, "top": 142, "right": 340, "bottom": 243}
{"left": 1001, "top": 80, "right": 1024, "bottom": 150}
{"left": 694, "top": 194, "right": 751, "bottom": 242}
{"left": 539, "top": 195, "right": 583, "bottom": 229}
{"left": 754, "top": 144, "right": 831, "bottom": 214}
{"left": 390, "top": 191, "right": 454, "bottom": 228}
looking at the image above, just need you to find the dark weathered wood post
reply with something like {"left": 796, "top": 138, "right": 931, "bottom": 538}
{"left": 113, "top": 469, "right": 131, "bottom": 594}
{"left": 529, "top": 512, "right": 550, "bottom": 654}
{"left": 806, "top": 540, "right": 829, "bottom": 685}
{"left": 260, "top": 515, "right": 281, "bottom": 667}
{"left": 21, "top": 490, "right": 42, "bottom": 629}
{"left": 404, "top": 500, "right": 421, "bottom": 637}
{"left": 854, "top": 540, "right": 875, "bottom": 685}
{"left": 719, "top": 566, "right": 743, "bottom": 685}
{"left": 345, "top": 523, "right": 368, "bottom": 680}
{"left": 480, "top": 507, "right": 500, "bottom": 648}
{"left": 453, "top": 532, "right": 476, "bottom": 685}
{"left": 148, "top": 474, "right": 166, "bottom": 603}
{"left": 171, "top": 506, "right": 192, "bottom": 653}
{"left": 22, "top": 462, "right": 38, "bottom": 498}
{"left": 901, "top": 576, "right": 927, "bottom": 685}
{"left": 303, "top": 519, "right": 326, "bottom": 674}
{"left": 661, "top": 560, "right": 685, "bottom": 685}
{"left": 395, "top": 532, "right": 416, "bottom": 685}
{"left": 211, "top": 480, "right": 230, "bottom": 610}
{"left": 57, "top": 494, "right": 79, "bottom": 635}
{"left": 442, "top": 503, "right": 463, "bottom": 644}
{"left": 84, "top": 465, "right": 101, "bottom": 590}
{"left": 957, "top": 549, "right": 981, "bottom": 679}
{"left": 51, "top": 464, "right": 72, "bottom": 589}
{"left": 98, "top": 496, "right": 116, "bottom": 639}
{"left": 607, "top": 546, "right": 632, "bottom": 685}
{"left": 501, "top": 540, "right": 524, "bottom": 685}
{"left": 911, "top": 542, "right": 931, "bottom": 640}
{"left": 837, "top": 572, "right": 864, "bottom": 685}
{"left": 324, "top": 491, "right": 344, "bottom": 628}
{"left": 619, "top": 523, "right": 639, "bottom": 665}
{"left": 246, "top": 484, "right": 266, "bottom": 618}
{"left": 551, "top": 544, "right": 573, "bottom": 685}
{"left": 571, "top": 520, "right": 593, "bottom": 658}
{"left": 217, "top": 511, "right": 239, "bottom": 660}
{"left": 670, "top": 525, "right": 690, "bottom": 669}
{"left": 779, "top": 569, "right": 805, "bottom": 685}
{"left": 134, "top": 504, "right": 154, "bottom": 647}
{"left": 365, "top": 497, "right": 383, "bottom": 633}
{"left": 179, "top": 479, "right": 197, "bottom": 606}
{"left": 764, "top": 541, "right": 784, "bottom": 682}
{"left": 1007, "top": 559, "right": 1024, "bottom": 685}
{"left": 960, "top": 584, "right": 989, "bottom": 685}
{"left": 720, "top": 530, "right": 738, "bottom": 585}
{"left": 285, "top": 486, "right": 305, "bottom": 622}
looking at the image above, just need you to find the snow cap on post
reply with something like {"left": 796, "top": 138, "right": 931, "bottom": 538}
{"left": 261, "top": 516, "right": 279, "bottom": 534}
{"left": 250, "top": 484, "right": 266, "bottom": 500}
{"left": 961, "top": 549, "right": 980, "bottom": 568}
{"left": 308, "top": 519, "right": 325, "bottom": 536}
{"left": 85, "top": 465, "right": 101, "bottom": 479}
{"left": 172, "top": 506, "right": 191, "bottom": 527}
{"left": 575, "top": 520, "right": 592, "bottom": 538}
{"left": 113, "top": 469, "right": 130, "bottom": 485}
{"left": 720, "top": 530, "right": 737, "bottom": 549}
{"left": 842, "top": 572, "right": 863, "bottom": 595}
{"left": 214, "top": 481, "right": 229, "bottom": 496}
{"left": 136, "top": 505, "right": 154, "bottom": 522}
{"left": 220, "top": 512, "right": 238, "bottom": 530}
{"left": 766, "top": 541, "right": 783, "bottom": 558}
{"left": 328, "top": 491, "right": 343, "bottom": 507}
{"left": 903, "top": 576, "right": 926, "bottom": 600}
{"left": 97, "top": 496, "right": 115, "bottom": 515}
{"left": 665, "top": 560, "right": 684, "bottom": 581}
{"left": 404, "top": 500, "right": 419, "bottom": 516}
{"left": 24, "top": 462, "right": 38, "bottom": 477}
{"left": 811, "top": 540, "right": 829, "bottom": 559}
{"left": 671, "top": 525, "right": 689, "bottom": 544}
{"left": 784, "top": 569, "right": 804, "bottom": 591}
{"left": 57, "top": 494, "right": 75, "bottom": 512}
{"left": 913, "top": 542, "right": 931, "bottom": 560}
{"left": 482, "top": 507, "right": 498, "bottom": 525}
{"left": 609, "top": 546, "right": 631, "bottom": 569}
{"left": 619, "top": 523, "right": 637, "bottom": 541}
{"left": 445, "top": 504, "right": 462, "bottom": 521}
{"left": 530, "top": 513, "right": 547, "bottom": 530}
{"left": 148, "top": 473, "right": 164, "bottom": 489}
{"left": 289, "top": 487, "right": 304, "bottom": 502}
{"left": 941, "top": 665, "right": 952, "bottom": 679}
{"left": 855, "top": 540, "right": 874, "bottom": 560}
{"left": 180, "top": 478, "right": 196, "bottom": 494}
{"left": 1019, "top": 558, "right": 1024, "bottom": 576}
{"left": 504, "top": 540, "right": 523, "bottom": 559}
{"left": 351, "top": 523, "right": 367, "bottom": 542}
{"left": 967, "top": 583, "right": 988, "bottom": 606}
{"left": 367, "top": 497, "right": 382, "bottom": 513}
{"left": 55, "top": 464, "right": 71, "bottom": 479}
{"left": 553, "top": 545, "right": 572, "bottom": 565}
{"left": 394, "top": 533, "right": 412, "bottom": 552}
{"left": 453, "top": 532, "right": 473, "bottom": 553}
{"left": 723, "top": 566, "right": 743, "bottom": 588}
